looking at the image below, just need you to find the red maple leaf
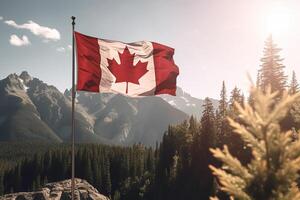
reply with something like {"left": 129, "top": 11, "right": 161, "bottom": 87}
{"left": 107, "top": 46, "right": 148, "bottom": 94}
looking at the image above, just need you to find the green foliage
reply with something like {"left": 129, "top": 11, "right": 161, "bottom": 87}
{"left": 0, "top": 142, "right": 58, "bottom": 170}
{"left": 120, "top": 172, "right": 152, "bottom": 200}
{"left": 209, "top": 87, "right": 300, "bottom": 200}
{"left": 153, "top": 100, "right": 217, "bottom": 200}
{"left": 0, "top": 143, "right": 156, "bottom": 199}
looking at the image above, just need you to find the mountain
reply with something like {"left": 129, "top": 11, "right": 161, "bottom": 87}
{"left": 0, "top": 73, "right": 61, "bottom": 142}
{"left": 160, "top": 87, "right": 218, "bottom": 118}
{"left": 73, "top": 92, "right": 188, "bottom": 145}
{"left": 0, "top": 178, "right": 109, "bottom": 200}
{"left": 25, "top": 74, "right": 104, "bottom": 143}
{"left": 0, "top": 71, "right": 188, "bottom": 146}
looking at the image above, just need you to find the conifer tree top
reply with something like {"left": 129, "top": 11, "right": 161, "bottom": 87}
{"left": 259, "top": 35, "right": 287, "bottom": 94}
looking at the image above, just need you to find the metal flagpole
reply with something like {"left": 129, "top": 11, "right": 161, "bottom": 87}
{"left": 71, "top": 16, "right": 76, "bottom": 200}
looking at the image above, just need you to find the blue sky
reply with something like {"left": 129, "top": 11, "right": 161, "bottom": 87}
{"left": 0, "top": 0, "right": 300, "bottom": 99}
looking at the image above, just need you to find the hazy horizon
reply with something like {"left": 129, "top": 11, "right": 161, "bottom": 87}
{"left": 1, "top": 0, "right": 300, "bottom": 99}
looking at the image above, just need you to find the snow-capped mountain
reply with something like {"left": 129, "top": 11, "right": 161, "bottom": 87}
{"left": 160, "top": 87, "right": 218, "bottom": 119}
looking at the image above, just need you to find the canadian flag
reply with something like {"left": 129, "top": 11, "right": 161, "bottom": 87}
{"left": 75, "top": 32, "right": 179, "bottom": 96}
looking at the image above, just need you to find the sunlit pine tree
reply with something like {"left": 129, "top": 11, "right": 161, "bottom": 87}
{"left": 216, "top": 81, "right": 229, "bottom": 147}
{"left": 199, "top": 97, "right": 217, "bottom": 199}
{"left": 209, "top": 87, "right": 300, "bottom": 200}
{"left": 259, "top": 35, "right": 287, "bottom": 95}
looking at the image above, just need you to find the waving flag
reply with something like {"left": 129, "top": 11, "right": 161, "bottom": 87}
{"left": 75, "top": 32, "right": 179, "bottom": 96}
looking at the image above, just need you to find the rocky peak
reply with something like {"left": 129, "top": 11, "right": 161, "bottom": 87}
{"left": 1, "top": 73, "right": 25, "bottom": 91}
{"left": 0, "top": 178, "right": 109, "bottom": 200}
{"left": 64, "top": 88, "right": 71, "bottom": 98}
{"left": 19, "top": 71, "right": 32, "bottom": 85}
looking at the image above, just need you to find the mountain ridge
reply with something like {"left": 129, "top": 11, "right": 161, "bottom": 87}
{"left": 160, "top": 87, "right": 218, "bottom": 118}
{"left": 0, "top": 71, "right": 194, "bottom": 146}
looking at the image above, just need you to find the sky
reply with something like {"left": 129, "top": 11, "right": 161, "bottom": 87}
{"left": 0, "top": 0, "right": 300, "bottom": 99}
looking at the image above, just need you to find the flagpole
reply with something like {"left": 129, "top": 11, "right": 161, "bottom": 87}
{"left": 71, "top": 16, "right": 76, "bottom": 200}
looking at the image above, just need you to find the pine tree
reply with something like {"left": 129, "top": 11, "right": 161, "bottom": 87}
{"left": 289, "top": 71, "right": 299, "bottom": 95}
{"left": 103, "top": 157, "right": 112, "bottom": 196}
{"left": 188, "top": 116, "right": 198, "bottom": 136}
{"left": 283, "top": 71, "right": 300, "bottom": 131}
{"left": 0, "top": 173, "right": 3, "bottom": 195}
{"left": 13, "top": 164, "right": 22, "bottom": 192}
{"left": 209, "top": 87, "right": 300, "bottom": 200}
{"left": 218, "top": 81, "right": 228, "bottom": 118}
{"left": 83, "top": 155, "right": 93, "bottom": 183}
{"left": 229, "top": 87, "right": 243, "bottom": 111}
{"left": 169, "top": 151, "right": 179, "bottom": 182}
{"left": 136, "top": 144, "right": 145, "bottom": 177}
{"left": 199, "top": 97, "right": 217, "bottom": 199}
{"left": 216, "top": 81, "right": 229, "bottom": 146}
{"left": 259, "top": 35, "right": 287, "bottom": 95}
{"left": 92, "top": 159, "right": 102, "bottom": 190}
{"left": 201, "top": 97, "right": 217, "bottom": 149}
{"left": 146, "top": 150, "right": 155, "bottom": 174}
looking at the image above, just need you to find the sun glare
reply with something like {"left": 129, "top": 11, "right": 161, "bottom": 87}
{"left": 266, "top": 3, "right": 291, "bottom": 36}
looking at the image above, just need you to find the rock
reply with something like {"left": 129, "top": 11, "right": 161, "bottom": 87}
{"left": 0, "top": 178, "right": 110, "bottom": 200}
{"left": 19, "top": 71, "right": 32, "bottom": 85}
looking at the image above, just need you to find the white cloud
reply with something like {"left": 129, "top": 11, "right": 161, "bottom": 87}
{"left": 56, "top": 47, "right": 66, "bottom": 52}
{"left": 9, "top": 34, "right": 30, "bottom": 46}
{"left": 0, "top": 16, "right": 3, "bottom": 20}
{"left": 5, "top": 20, "right": 60, "bottom": 41}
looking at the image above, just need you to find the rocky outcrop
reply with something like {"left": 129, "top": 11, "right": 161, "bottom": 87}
{"left": 0, "top": 178, "right": 109, "bottom": 200}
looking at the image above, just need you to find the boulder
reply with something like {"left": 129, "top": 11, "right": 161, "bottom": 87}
{"left": 0, "top": 178, "right": 109, "bottom": 200}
